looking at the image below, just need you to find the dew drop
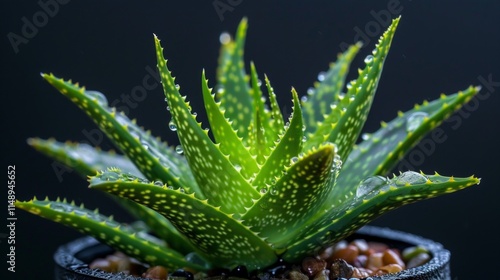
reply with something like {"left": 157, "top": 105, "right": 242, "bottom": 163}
{"left": 301, "top": 95, "right": 308, "bottom": 103}
{"left": 141, "top": 141, "right": 149, "bottom": 150}
{"left": 270, "top": 187, "right": 278, "bottom": 196}
{"left": 395, "top": 171, "right": 428, "bottom": 186}
{"left": 364, "top": 55, "right": 374, "bottom": 64}
{"left": 257, "top": 79, "right": 262, "bottom": 87}
{"left": 307, "top": 87, "right": 315, "bottom": 95}
{"left": 175, "top": 145, "right": 183, "bottom": 154}
{"left": 219, "top": 32, "right": 231, "bottom": 44}
{"left": 317, "top": 71, "right": 326, "bottom": 82}
{"left": 361, "top": 133, "right": 370, "bottom": 141}
{"left": 234, "top": 164, "right": 242, "bottom": 172}
{"left": 175, "top": 84, "right": 180, "bottom": 90}
{"left": 179, "top": 188, "right": 185, "bottom": 193}
{"left": 338, "top": 93, "right": 345, "bottom": 100}
{"left": 356, "top": 176, "right": 388, "bottom": 198}
{"left": 332, "top": 154, "right": 343, "bottom": 171}
{"left": 86, "top": 90, "right": 109, "bottom": 106}
{"left": 291, "top": 157, "right": 299, "bottom": 163}
{"left": 406, "top": 112, "right": 428, "bottom": 132}
{"left": 346, "top": 83, "right": 353, "bottom": 90}
{"left": 259, "top": 188, "right": 267, "bottom": 194}
{"left": 154, "top": 181, "right": 163, "bottom": 187}
{"left": 217, "top": 87, "right": 224, "bottom": 94}
{"left": 169, "top": 121, "right": 177, "bottom": 131}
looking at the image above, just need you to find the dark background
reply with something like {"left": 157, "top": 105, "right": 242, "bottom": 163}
{"left": 2, "top": 1, "right": 499, "bottom": 279}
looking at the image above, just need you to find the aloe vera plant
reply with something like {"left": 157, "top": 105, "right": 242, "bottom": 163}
{"left": 17, "top": 17, "right": 480, "bottom": 273}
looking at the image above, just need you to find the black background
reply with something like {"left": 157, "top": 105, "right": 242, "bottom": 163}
{"left": 2, "top": 1, "right": 500, "bottom": 279}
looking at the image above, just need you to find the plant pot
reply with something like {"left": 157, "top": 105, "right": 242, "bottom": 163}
{"left": 53, "top": 225, "right": 451, "bottom": 280}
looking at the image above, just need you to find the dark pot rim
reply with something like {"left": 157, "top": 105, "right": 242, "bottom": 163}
{"left": 53, "top": 225, "right": 450, "bottom": 280}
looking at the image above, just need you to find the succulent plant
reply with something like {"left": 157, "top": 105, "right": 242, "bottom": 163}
{"left": 17, "top": 17, "right": 480, "bottom": 273}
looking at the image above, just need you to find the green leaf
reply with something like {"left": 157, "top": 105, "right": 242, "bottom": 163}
{"left": 27, "top": 138, "right": 142, "bottom": 178}
{"left": 332, "top": 86, "right": 481, "bottom": 205}
{"left": 248, "top": 62, "right": 275, "bottom": 163}
{"left": 265, "top": 75, "right": 285, "bottom": 136}
{"left": 251, "top": 89, "right": 304, "bottom": 189}
{"left": 41, "top": 75, "right": 199, "bottom": 194}
{"left": 283, "top": 172, "right": 480, "bottom": 262}
{"left": 26, "top": 138, "right": 197, "bottom": 254}
{"left": 110, "top": 196, "right": 200, "bottom": 256}
{"left": 90, "top": 169, "right": 277, "bottom": 271}
{"left": 302, "top": 43, "right": 361, "bottom": 134}
{"left": 15, "top": 198, "right": 207, "bottom": 271}
{"left": 303, "top": 17, "right": 400, "bottom": 162}
{"left": 155, "top": 35, "right": 259, "bottom": 215}
{"left": 242, "top": 144, "right": 336, "bottom": 247}
{"left": 202, "top": 71, "right": 259, "bottom": 179}
{"left": 215, "top": 18, "right": 253, "bottom": 141}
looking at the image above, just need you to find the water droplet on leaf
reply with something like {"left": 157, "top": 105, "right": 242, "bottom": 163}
{"left": 169, "top": 121, "right": 177, "bottom": 131}
{"left": 395, "top": 171, "right": 428, "bottom": 186}
{"left": 86, "top": 90, "right": 109, "bottom": 106}
{"left": 219, "top": 32, "right": 231, "bottom": 44}
{"left": 175, "top": 145, "right": 183, "bottom": 154}
{"left": 317, "top": 71, "right": 326, "bottom": 82}
{"left": 356, "top": 176, "right": 388, "bottom": 198}
{"left": 364, "top": 55, "right": 374, "bottom": 64}
{"left": 406, "top": 112, "right": 428, "bottom": 132}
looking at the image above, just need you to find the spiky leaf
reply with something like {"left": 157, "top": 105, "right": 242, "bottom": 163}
{"left": 90, "top": 169, "right": 277, "bottom": 270}
{"left": 27, "top": 138, "right": 142, "bottom": 177}
{"left": 303, "top": 17, "right": 400, "bottom": 162}
{"left": 41, "top": 75, "right": 199, "bottom": 194}
{"left": 15, "top": 198, "right": 206, "bottom": 271}
{"left": 265, "top": 75, "right": 285, "bottom": 135}
{"left": 248, "top": 62, "right": 276, "bottom": 163}
{"left": 215, "top": 18, "right": 253, "bottom": 140}
{"left": 202, "top": 71, "right": 259, "bottom": 179}
{"left": 27, "top": 138, "right": 197, "bottom": 254}
{"left": 302, "top": 43, "right": 361, "bottom": 134}
{"left": 155, "top": 35, "right": 259, "bottom": 215}
{"left": 242, "top": 144, "right": 335, "bottom": 247}
{"left": 284, "top": 173, "right": 480, "bottom": 262}
{"left": 331, "top": 86, "right": 480, "bottom": 205}
{"left": 251, "top": 89, "right": 304, "bottom": 189}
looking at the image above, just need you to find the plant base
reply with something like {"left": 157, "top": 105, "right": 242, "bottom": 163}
{"left": 54, "top": 226, "right": 451, "bottom": 280}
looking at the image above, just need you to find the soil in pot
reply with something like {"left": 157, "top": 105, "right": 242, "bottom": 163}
{"left": 54, "top": 226, "right": 451, "bottom": 280}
